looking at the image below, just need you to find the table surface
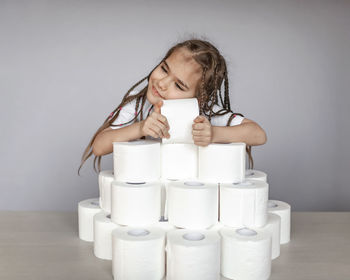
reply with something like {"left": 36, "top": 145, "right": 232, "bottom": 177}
{"left": 0, "top": 211, "right": 349, "bottom": 280}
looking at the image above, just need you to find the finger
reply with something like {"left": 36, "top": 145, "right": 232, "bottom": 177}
{"left": 193, "top": 136, "right": 205, "bottom": 142}
{"left": 150, "top": 124, "right": 164, "bottom": 138}
{"left": 154, "top": 100, "right": 163, "bottom": 114}
{"left": 193, "top": 135, "right": 211, "bottom": 142}
{"left": 192, "top": 123, "right": 205, "bottom": 130}
{"left": 145, "top": 128, "right": 159, "bottom": 139}
{"left": 193, "top": 130, "right": 211, "bottom": 137}
{"left": 157, "top": 114, "right": 169, "bottom": 128}
{"left": 192, "top": 130, "right": 211, "bottom": 137}
{"left": 162, "top": 117, "right": 170, "bottom": 129}
{"left": 152, "top": 120, "right": 169, "bottom": 138}
{"left": 193, "top": 115, "right": 206, "bottom": 123}
{"left": 150, "top": 111, "right": 169, "bottom": 128}
{"left": 194, "top": 141, "right": 210, "bottom": 147}
{"left": 192, "top": 129, "right": 202, "bottom": 136}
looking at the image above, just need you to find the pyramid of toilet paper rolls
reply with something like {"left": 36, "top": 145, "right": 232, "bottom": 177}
{"left": 78, "top": 98, "right": 291, "bottom": 280}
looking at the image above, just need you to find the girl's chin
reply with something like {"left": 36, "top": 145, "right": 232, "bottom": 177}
{"left": 146, "top": 91, "right": 159, "bottom": 105}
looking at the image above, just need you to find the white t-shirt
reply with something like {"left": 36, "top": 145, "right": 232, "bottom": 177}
{"left": 109, "top": 90, "right": 244, "bottom": 129}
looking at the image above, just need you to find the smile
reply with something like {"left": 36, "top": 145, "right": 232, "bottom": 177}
{"left": 152, "top": 86, "right": 163, "bottom": 98}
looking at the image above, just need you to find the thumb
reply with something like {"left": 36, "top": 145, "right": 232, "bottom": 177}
{"left": 154, "top": 100, "right": 163, "bottom": 114}
{"left": 194, "top": 115, "right": 206, "bottom": 123}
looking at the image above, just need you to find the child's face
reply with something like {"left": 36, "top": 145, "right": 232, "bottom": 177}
{"left": 147, "top": 47, "right": 203, "bottom": 105}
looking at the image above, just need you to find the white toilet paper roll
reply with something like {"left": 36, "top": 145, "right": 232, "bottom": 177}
{"left": 220, "top": 180, "right": 269, "bottom": 228}
{"left": 220, "top": 227, "right": 272, "bottom": 280}
{"left": 167, "top": 181, "right": 218, "bottom": 229}
{"left": 98, "top": 170, "right": 114, "bottom": 213}
{"left": 112, "top": 226, "right": 166, "bottom": 280}
{"left": 253, "top": 213, "right": 281, "bottom": 260}
{"left": 113, "top": 140, "right": 160, "bottom": 183}
{"left": 78, "top": 198, "right": 102, "bottom": 242}
{"left": 161, "top": 98, "right": 199, "bottom": 144}
{"left": 245, "top": 169, "right": 267, "bottom": 182}
{"left": 161, "top": 143, "right": 198, "bottom": 180}
{"left": 167, "top": 229, "right": 220, "bottom": 280}
{"left": 111, "top": 181, "right": 161, "bottom": 226}
{"left": 93, "top": 211, "right": 120, "bottom": 260}
{"left": 198, "top": 143, "right": 246, "bottom": 183}
{"left": 268, "top": 200, "right": 291, "bottom": 244}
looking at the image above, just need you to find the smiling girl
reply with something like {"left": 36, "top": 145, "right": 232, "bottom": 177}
{"left": 78, "top": 38, "right": 266, "bottom": 174}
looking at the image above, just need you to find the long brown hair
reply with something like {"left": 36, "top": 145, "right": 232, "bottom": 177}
{"left": 78, "top": 38, "right": 253, "bottom": 175}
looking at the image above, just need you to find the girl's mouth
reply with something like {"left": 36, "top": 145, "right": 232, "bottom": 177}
{"left": 152, "top": 86, "right": 163, "bottom": 98}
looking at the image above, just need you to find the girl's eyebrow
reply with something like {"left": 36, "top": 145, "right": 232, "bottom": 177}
{"left": 163, "top": 60, "right": 190, "bottom": 90}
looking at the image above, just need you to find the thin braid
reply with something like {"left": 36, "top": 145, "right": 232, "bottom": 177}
{"left": 199, "top": 68, "right": 207, "bottom": 115}
{"left": 223, "top": 70, "right": 231, "bottom": 111}
{"left": 246, "top": 146, "right": 254, "bottom": 169}
{"left": 140, "top": 94, "right": 147, "bottom": 121}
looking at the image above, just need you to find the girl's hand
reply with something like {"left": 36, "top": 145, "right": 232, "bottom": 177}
{"left": 192, "top": 115, "right": 212, "bottom": 146}
{"left": 140, "top": 101, "right": 170, "bottom": 139}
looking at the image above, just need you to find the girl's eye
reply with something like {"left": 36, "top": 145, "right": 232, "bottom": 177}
{"left": 161, "top": 65, "right": 184, "bottom": 91}
{"left": 176, "top": 83, "right": 184, "bottom": 91}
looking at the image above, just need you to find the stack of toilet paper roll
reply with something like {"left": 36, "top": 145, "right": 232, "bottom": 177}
{"left": 77, "top": 98, "right": 292, "bottom": 280}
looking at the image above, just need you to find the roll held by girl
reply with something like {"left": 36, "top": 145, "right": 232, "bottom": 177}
{"left": 78, "top": 38, "right": 267, "bottom": 174}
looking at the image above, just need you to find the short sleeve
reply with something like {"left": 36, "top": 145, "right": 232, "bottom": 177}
{"left": 109, "top": 100, "right": 137, "bottom": 130}
{"left": 108, "top": 90, "right": 139, "bottom": 130}
{"left": 209, "top": 105, "right": 244, "bottom": 127}
{"left": 108, "top": 90, "right": 153, "bottom": 130}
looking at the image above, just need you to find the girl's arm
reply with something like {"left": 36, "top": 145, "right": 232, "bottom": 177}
{"left": 212, "top": 118, "right": 267, "bottom": 145}
{"left": 92, "top": 121, "right": 144, "bottom": 156}
{"left": 192, "top": 116, "right": 267, "bottom": 146}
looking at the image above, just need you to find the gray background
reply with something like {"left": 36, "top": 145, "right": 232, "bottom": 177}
{"left": 0, "top": 0, "right": 349, "bottom": 211}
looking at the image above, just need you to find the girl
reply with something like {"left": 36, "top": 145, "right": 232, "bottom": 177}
{"left": 78, "top": 38, "right": 267, "bottom": 175}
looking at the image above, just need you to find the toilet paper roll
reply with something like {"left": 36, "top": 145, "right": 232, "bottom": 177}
{"left": 220, "top": 227, "right": 272, "bottom": 280}
{"left": 111, "top": 181, "right": 161, "bottom": 226}
{"left": 161, "top": 98, "right": 199, "bottom": 144}
{"left": 93, "top": 211, "right": 120, "bottom": 260}
{"left": 167, "top": 229, "right": 221, "bottom": 280}
{"left": 112, "top": 226, "right": 166, "bottom": 280}
{"left": 161, "top": 143, "right": 198, "bottom": 180}
{"left": 268, "top": 200, "right": 291, "bottom": 244}
{"left": 78, "top": 198, "right": 102, "bottom": 242}
{"left": 245, "top": 169, "right": 267, "bottom": 182}
{"left": 167, "top": 180, "right": 218, "bottom": 229}
{"left": 98, "top": 170, "right": 114, "bottom": 213}
{"left": 253, "top": 213, "right": 281, "bottom": 260}
{"left": 198, "top": 143, "right": 246, "bottom": 183}
{"left": 220, "top": 180, "right": 269, "bottom": 228}
{"left": 113, "top": 140, "right": 160, "bottom": 183}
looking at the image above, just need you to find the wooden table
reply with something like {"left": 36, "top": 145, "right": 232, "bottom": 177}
{"left": 0, "top": 212, "right": 349, "bottom": 280}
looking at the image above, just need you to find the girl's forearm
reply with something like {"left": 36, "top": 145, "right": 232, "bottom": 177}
{"left": 211, "top": 123, "right": 267, "bottom": 146}
{"left": 92, "top": 121, "right": 145, "bottom": 156}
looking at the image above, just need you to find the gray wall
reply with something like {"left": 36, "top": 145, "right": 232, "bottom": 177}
{"left": 1, "top": 0, "right": 349, "bottom": 211}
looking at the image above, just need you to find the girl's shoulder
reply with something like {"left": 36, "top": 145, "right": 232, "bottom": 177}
{"left": 109, "top": 90, "right": 152, "bottom": 129}
{"left": 209, "top": 104, "right": 244, "bottom": 126}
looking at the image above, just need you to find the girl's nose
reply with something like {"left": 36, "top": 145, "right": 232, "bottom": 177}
{"left": 158, "top": 80, "right": 167, "bottom": 91}
{"left": 158, "top": 76, "right": 171, "bottom": 90}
